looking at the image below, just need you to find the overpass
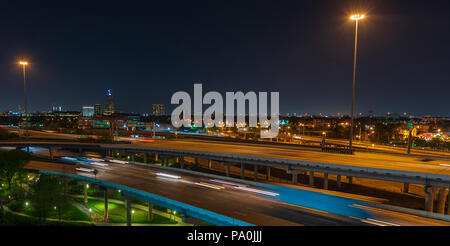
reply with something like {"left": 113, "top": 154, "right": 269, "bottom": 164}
{"left": 2, "top": 139, "right": 450, "bottom": 214}
{"left": 23, "top": 157, "right": 450, "bottom": 226}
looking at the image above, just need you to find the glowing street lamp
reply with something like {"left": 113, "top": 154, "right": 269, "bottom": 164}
{"left": 350, "top": 14, "right": 365, "bottom": 20}
{"left": 348, "top": 14, "right": 366, "bottom": 153}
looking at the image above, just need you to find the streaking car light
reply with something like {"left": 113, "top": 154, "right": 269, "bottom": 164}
{"left": 234, "top": 186, "right": 279, "bottom": 196}
{"left": 366, "top": 218, "right": 400, "bottom": 226}
{"left": 195, "top": 182, "right": 224, "bottom": 190}
{"left": 209, "top": 179, "right": 248, "bottom": 187}
{"left": 76, "top": 167, "right": 95, "bottom": 173}
{"left": 110, "top": 160, "right": 129, "bottom": 164}
{"left": 61, "top": 157, "right": 78, "bottom": 162}
{"left": 156, "top": 173, "right": 181, "bottom": 179}
{"left": 89, "top": 162, "right": 109, "bottom": 167}
{"left": 87, "top": 158, "right": 104, "bottom": 162}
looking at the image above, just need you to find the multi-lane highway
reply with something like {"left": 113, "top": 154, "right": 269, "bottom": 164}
{"left": 129, "top": 139, "right": 450, "bottom": 175}
{"left": 6, "top": 128, "right": 450, "bottom": 176}
{"left": 24, "top": 154, "right": 450, "bottom": 226}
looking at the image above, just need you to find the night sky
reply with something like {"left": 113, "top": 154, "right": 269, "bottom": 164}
{"left": 0, "top": 0, "right": 449, "bottom": 116}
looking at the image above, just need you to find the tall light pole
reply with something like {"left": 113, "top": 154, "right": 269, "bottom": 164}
{"left": 348, "top": 14, "right": 365, "bottom": 153}
{"left": 19, "top": 61, "right": 28, "bottom": 136}
{"left": 19, "top": 61, "right": 28, "bottom": 116}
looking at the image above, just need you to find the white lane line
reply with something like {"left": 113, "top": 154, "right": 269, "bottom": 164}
{"left": 194, "top": 182, "right": 224, "bottom": 190}
{"left": 366, "top": 218, "right": 400, "bottom": 226}
{"left": 156, "top": 172, "right": 181, "bottom": 179}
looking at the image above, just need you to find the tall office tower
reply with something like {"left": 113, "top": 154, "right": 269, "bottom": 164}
{"left": 103, "top": 89, "right": 115, "bottom": 116}
{"left": 94, "top": 103, "right": 101, "bottom": 116}
{"left": 82, "top": 106, "right": 95, "bottom": 117}
{"left": 152, "top": 104, "right": 165, "bottom": 116}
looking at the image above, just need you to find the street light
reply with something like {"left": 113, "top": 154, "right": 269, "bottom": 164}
{"left": 348, "top": 14, "right": 365, "bottom": 153}
{"left": 19, "top": 61, "right": 28, "bottom": 115}
{"left": 19, "top": 61, "right": 28, "bottom": 136}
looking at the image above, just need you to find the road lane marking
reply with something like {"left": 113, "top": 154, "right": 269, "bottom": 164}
{"left": 366, "top": 218, "right": 400, "bottom": 226}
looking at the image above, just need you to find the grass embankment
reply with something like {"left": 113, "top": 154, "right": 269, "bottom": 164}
{"left": 73, "top": 197, "right": 178, "bottom": 224}
{"left": 7, "top": 199, "right": 90, "bottom": 222}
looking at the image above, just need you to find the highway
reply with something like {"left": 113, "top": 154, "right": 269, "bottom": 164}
{"left": 24, "top": 154, "right": 450, "bottom": 226}
{"left": 6, "top": 128, "right": 450, "bottom": 176}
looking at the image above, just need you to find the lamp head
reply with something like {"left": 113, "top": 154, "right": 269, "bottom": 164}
{"left": 350, "top": 14, "right": 365, "bottom": 20}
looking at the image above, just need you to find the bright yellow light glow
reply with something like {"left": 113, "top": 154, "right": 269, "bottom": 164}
{"left": 19, "top": 61, "right": 28, "bottom": 65}
{"left": 350, "top": 14, "right": 365, "bottom": 20}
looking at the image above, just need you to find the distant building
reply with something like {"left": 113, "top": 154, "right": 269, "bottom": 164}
{"left": 94, "top": 103, "right": 101, "bottom": 116}
{"left": 52, "top": 105, "right": 63, "bottom": 112}
{"left": 103, "top": 89, "right": 115, "bottom": 116}
{"left": 82, "top": 106, "right": 95, "bottom": 117}
{"left": 152, "top": 104, "right": 165, "bottom": 116}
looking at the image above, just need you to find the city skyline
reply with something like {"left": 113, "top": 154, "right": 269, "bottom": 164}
{"left": 0, "top": 1, "right": 449, "bottom": 116}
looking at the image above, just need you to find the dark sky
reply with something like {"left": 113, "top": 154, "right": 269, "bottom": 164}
{"left": 0, "top": 0, "right": 449, "bottom": 116}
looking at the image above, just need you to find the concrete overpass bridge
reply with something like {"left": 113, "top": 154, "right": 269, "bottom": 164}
{"left": 1, "top": 140, "right": 450, "bottom": 216}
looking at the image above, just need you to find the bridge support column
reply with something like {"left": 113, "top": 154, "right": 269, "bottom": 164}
{"left": 208, "top": 159, "right": 212, "bottom": 169}
{"left": 292, "top": 173, "right": 298, "bottom": 185}
{"left": 437, "top": 188, "right": 449, "bottom": 214}
{"left": 195, "top": 157, "right": 199, "bottom": 166}
{"left": 254, "top": 165, "right": 258, "bottom": 181}
{"left": 144, "top": 153, "right": 148, "bottom": 163}
{"left": 323, "top": 173, "right": 328, "bottom": 190}
{"left": 49, "top": 147, "right": 54, "bottom": 160}
{"left": 266, "top": 167, "right": 271, "bottom": 181}
{"left": 155, "top": 153, "right": 159, "bottom": 162}
{"left": 131, "top": 154, "right": 135, "bottom": 162}
{"left": 337, "top": 175, "right": 342, "bottom": 189}
{"left": 104, "top": 187, "right": 109, "bottom": 222}
{"left": 348, "top": 176, "right": 353, "bottom": 184}
{"left": 403, "top": 183, "right": 410, "bottom": 193}
{"left": 180, "top": 156, "right": 184, "bottom": 169}
{"left": 176, "top": 156, "right": 180, "bottom": 164}
{"left": 240, "top": 164, "right": 245, "bottom": 179}
{"left": 425, "top": 185, "right": 434, "bottom": 212}
{"left": 164, "top": 157, "right": 168, "bottom": 167}
{"left": 84, "top": 183, "right": 88, "bottom": 206}
{"left": 309, "top": 171, "right": 314, "bottom": 187}
{"left": 447, "top": 191, "right": 450, "bottom": 215}
{"left": 148, "top": 202, "right": 153, "bottom": 222}
{"left": 125, "top": 199, "right": 132, "bottom": 226}
{"left": 225, "top": 164, "right": 230, "bottom": 177}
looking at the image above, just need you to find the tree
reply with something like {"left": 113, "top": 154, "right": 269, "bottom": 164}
{"left": 0, "top": 150, "right": 31, "bottom": 197}
{"left": 30, "top": 175, "right": 67, "bottom": 221}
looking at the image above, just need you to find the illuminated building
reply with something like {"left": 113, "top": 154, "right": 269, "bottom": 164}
{"left": 152, "top": 104, "right": 165, "bottom": 116}
{"left": 103, "top": 89, "right": 115, "bottom": 116}
{"left": 94, "top": 103, "right": 101, "bottom": 116}
{"left": 82, "top": 106, "right": 95, "bottom": 117}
